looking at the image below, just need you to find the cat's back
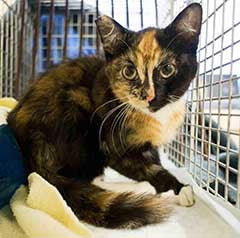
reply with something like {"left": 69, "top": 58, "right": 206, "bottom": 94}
{"left": 38, "top": 56, "right": 105, "bottom": 90}
{"left": 7, "top": 56, "right": 105, "bottom": 133}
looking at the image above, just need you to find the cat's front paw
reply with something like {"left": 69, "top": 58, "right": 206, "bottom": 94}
{"left": 177, "top": 185, "right": 195, "bottom": 207}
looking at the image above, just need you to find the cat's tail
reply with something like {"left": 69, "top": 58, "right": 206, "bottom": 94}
{"left": 50, "top": 175, "right": 172, "bottom": 229}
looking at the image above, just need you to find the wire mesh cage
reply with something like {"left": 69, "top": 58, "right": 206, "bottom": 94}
{"left": 0, "top": 0, "right": 239, "bottom": 211}
{"left": 0, "top": 0, "right": 33, "bottom": 97}
{"left": 165, "top": 0, "right": 240, "bottom": 209}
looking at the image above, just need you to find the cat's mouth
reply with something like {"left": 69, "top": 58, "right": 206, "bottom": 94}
{"left": 127, "top": 95, "right": 172, "bottom": 114}
{"left": 129, "top": 100, "right": 167, "bottom": 113}
{"left": 148, "top": 106, "right": 159, "bottom": 113}
{"left": 147, "top": 99, "right": 169, "bottom": 113}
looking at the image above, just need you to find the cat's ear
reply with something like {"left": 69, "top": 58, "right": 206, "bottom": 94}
{"left": 165, "top": 3, "right": 202, "bottom": 49}
{"left": 95, "top": 15, "right": 132, "bottom": 59}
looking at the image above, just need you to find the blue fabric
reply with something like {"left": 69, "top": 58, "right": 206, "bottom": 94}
{"left": 0, "top": 124, "right": 27, "bottom": 208}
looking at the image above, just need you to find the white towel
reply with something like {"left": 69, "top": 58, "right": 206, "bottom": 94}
{"left": 10, "top": 173, "right": 92, "bottom": 238}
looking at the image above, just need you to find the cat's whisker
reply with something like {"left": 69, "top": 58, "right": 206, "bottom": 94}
{"left": 167, "top": 98, "right": 177, "bottom": 107}
{"left": 118, "top": 105, "right": 131, "bottom": 153}
{"left": 123, "top": 105, "right": 132, "bottom": 144}
{"left": 110, "top": 104, "right": 129, "bottom": 157}
{"left": 91, "top": 96, "right": 128, "bottom": 123}
{"left": 118, "top": 107, "right": 128, "bottom": 151}
{"left": 168, "top": 95, "right": 191, "bottom": 108}
{"left": 98, "top": 102, "right": 128, "bottom": 148}
{"left": 91, "top": 98, "right": 120, "bottom": 122}
{"left": 169, "top": 95, "right": 180, "bottom": 100}
{"left": 168, "top": 96, "right": 179, "bottom": 104}
{"left": 121, "top": 105, "right": 134, "bottom": 149}
{"left": 115, "top": 105, "right": 130, "bottom": 155}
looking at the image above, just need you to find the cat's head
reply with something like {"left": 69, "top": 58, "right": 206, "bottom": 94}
{"left": 96, "top": 3, "right": 202, "bottom": 112}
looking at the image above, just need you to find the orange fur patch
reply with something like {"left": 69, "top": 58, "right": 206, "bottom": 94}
{"left": 137, "top": 30, "right": 161, "bottom": 62}
{"left": 126, "top": 111, "right": 163, "bottom": 147}
{"left": 135, "top": 30, "right": 162, "bottom": 101}
{"left": 126, "top": 101, "right": 185, "bottom": 147}
{"left": 16, "top": 108, "right": 31, "bottom": 126}
{"left": 69, "top": 87, "right": 92, "bottom": 112}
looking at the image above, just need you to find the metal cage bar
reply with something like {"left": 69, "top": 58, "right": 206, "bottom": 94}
{"left": 139, "top": 0, "right": 143, "bottom": 28}
{"left": 96, "top": 0, "right": 99, "bottom": 55}
{"left": 154, "top": 0, "right": 159, "bottom": 27}
{"left": 62, "top": 0, "right": 69, "bottom": 62}
{"left": 79, "top": 0, "right": 84, "bottom": 56}
{"left": 15, "top": 0, "right": 25, "bottom": 99}
{"left": 125, "top": 0, "right": 129, "bottom": 28}
{"left": 46, "top": 0, "right": 54, "bottom": 68}
{"left": 31, "top": 0, "right": 41, "bottom": 81}
{"left": 111, "top": 0, "right": 114, "bottom": 18}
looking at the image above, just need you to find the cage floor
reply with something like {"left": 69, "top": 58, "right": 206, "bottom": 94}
{"left": 86, "top": 160, "right": 240, "bottom": 238}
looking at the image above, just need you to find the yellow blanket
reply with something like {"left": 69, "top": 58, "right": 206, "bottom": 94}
{"left": 0, "top": 97, "right": 17, "bottom": 110}
{"left": 0, "top": 97, "right": 18, "bottom": 124}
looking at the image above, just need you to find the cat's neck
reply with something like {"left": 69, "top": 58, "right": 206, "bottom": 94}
{"left": 126, "top": 99, "right": 186, "bottom": 147}
{"left": 140, "top": 98, "right": 185, "bottom": 125}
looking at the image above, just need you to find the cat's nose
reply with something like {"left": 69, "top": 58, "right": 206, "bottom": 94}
{"left": 147, "top": 88, "right": 155, "bottom": 102}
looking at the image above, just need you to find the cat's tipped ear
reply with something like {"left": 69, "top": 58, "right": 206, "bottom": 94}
{"left": 166, "top": 3, "right": 202, "bottom": 45}
{"left": 95, "top": 15, "right": 131, "bottom": 59}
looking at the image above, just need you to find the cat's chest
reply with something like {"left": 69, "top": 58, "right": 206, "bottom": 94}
{"left": 126, "top": 100, "right": 185, "bottom": 147}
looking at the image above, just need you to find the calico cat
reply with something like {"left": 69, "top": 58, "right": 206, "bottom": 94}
{"left": 7, "top": 3, "right": 202, "bottom": 229}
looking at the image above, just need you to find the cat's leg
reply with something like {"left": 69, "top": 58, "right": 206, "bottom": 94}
{"left": 92, "top": 175, "right": 156, "bottom": 195}
{"left": 160, "top": 186, "right": 195, "bottom": 207}
{"left": 107, "top": 147, "right": 195, "bottom": 207}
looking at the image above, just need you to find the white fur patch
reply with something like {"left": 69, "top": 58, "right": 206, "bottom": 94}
{"left": 142, "top": 98, "right": 185, "bottom": 125}
{"left": 177, "top": 185, "right": 195, "bottom": 207}
{"left": 141, "top": 98, "right": 185, "bottom": 145}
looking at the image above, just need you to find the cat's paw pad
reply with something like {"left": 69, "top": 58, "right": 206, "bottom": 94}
{"left": 137, "top": 181, "right": 156, "bottom": 195}
{"left": 177, "top": 185, "right": 195, "bottom": 207}
{"left": 92, "top": 175, "right": 104, "bottom": 185}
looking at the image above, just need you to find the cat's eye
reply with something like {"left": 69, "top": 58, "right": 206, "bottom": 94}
{"left": 122, "top": 65, "right": 137, "bottom": 80}
{"left": 160, "top": 64, "right": 176, "bottom": 79}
